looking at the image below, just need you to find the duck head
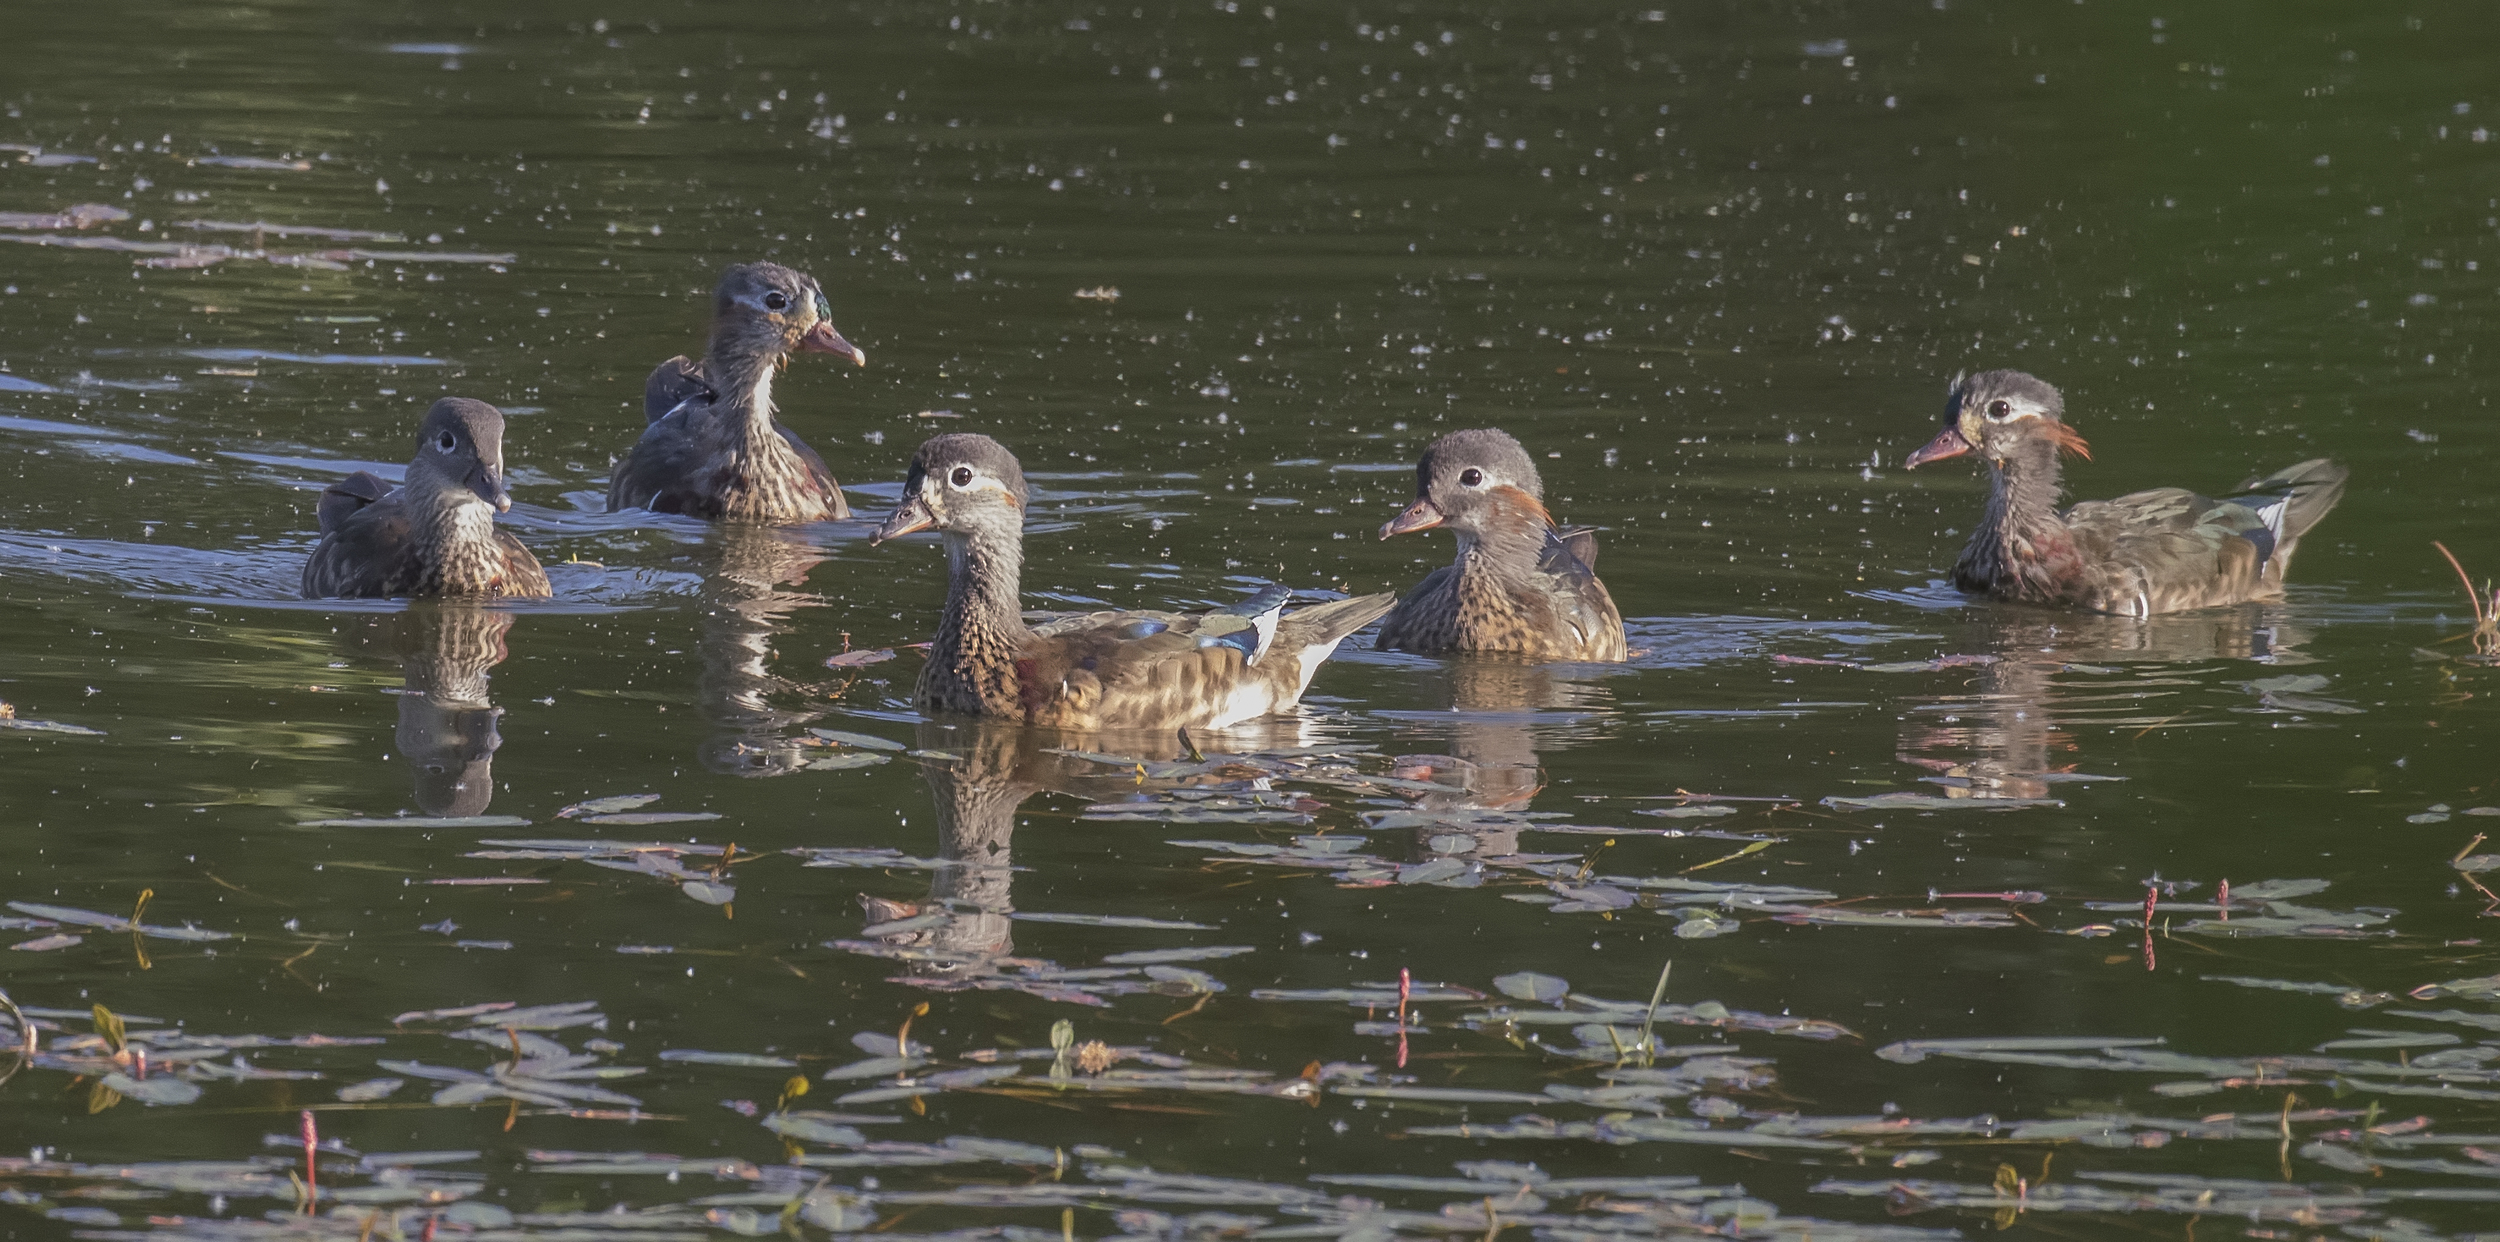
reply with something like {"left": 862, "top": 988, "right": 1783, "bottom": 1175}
{"left": 1904, "top": 369, "right": 2090, "bottom": 470}
{"left": 1380, "top": 427, "right": 1552, "bottom": 539}
{"left": 408, "top": 397, "right": 516, "bottom": 513}
{"left": 871, "top": 433, "right": 1031, "bottom": 545}
{"left": 710, "top": 260, "right": 866, "bottom": 369}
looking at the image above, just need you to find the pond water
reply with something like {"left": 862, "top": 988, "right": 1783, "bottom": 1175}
{"left": 3, "top": 1, "right": 2499, "bottom": 1239}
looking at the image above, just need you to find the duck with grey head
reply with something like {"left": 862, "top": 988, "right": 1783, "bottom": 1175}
{"left": 1904, "top": 369, "right": 2347, "bottom": 616}
{"left": 301, "top": 397, "right": 550, "bottom": 600}
{"left": 870, "top": 433, "right": 1397, "bottom": 733}
{"left": 608, "top": 260, "right": 867, "bottom": 523}
{"left": 1374, "top": 428, "right": 1627, "bottom": 662}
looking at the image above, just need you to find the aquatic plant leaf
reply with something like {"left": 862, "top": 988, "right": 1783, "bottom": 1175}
{"left": 1101, "top": 945, "right": 1255, "bottom": 964}
{"left": 555, "top": 795, "right": 660, "bottom": 819}
{"left": 583, "top": 811, "right": 722, "bottom": 826}
{"left": 659, "top": 1050, "right": 799, "bottom": 1068}
{"left": 1012, "top": 912, "right": 1214, "bottom": 930}
{"left": 335, "top": 1076, "right": 405, "bottom": 1102}
{"left": 1820, "top": 793, "right": 2061, "bottom": 811}
{"left": 807, "top": 728, "right": 907, "bottom": 750}
{"left": 1877, "top": 1036, "right": 2165, "bottom": 1064}
{"left": 98, "top": 1071, "right": 202, "bottom": 1105}
{"left": 1493, "top": 972, "right": 1570, "bottom": 1003}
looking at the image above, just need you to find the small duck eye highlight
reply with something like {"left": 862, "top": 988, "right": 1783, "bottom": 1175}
{"left": 1458, "top": 467, "right": 1485, "bottom": 487}
{"left": 762, "top": 290, "right": 790, "bottom": 312}
{"left": 1986, "top": 399, "right": 2013, "bottom": 420}
{"left": 950, "top": 466, "right": 974, "bottom": 487}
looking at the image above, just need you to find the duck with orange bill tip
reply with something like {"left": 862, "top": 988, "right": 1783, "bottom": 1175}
{"left": 1374, "top": 428, "right": 1626, "bottom": 662}
{"left": 1905, "top": 369, "right": 2346, "bottom": 616}
{"left": 608, "top": 260, "right": 867, "bottom": 523}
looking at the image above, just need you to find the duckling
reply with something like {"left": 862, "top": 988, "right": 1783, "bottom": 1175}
{"left": 1375, "top": 428, "right": 1626, "bottom": 662}
{"left": 607, "top": 261, "right": 866, "bottom": 522}
{"left": 1905, "top": 369, "right": 2348, "bottom": 615}
{"left": 302, "top": 397, "right": 550, "bottom": 600}
{"left": 871, "top": 434, "right": 1396, "bottom": 731}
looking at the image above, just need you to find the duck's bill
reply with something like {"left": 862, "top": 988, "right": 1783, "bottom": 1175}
{"left": 469, "top": 467, "right": 513, "bottom": 513}
{"left": 870, "top": 495, "right": 936, "bottom": 544}
{"left": 1379, "top": 498, "right": 1445, "bottom": 538}
{"left": 1903, "top": 424, "right": 1973, "bottom": 469}
{"left": 799, "top": 321, "right": 868, "bottom": 366}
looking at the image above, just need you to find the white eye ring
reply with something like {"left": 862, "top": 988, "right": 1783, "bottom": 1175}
{"left": 436, "top": 431, "right": 458, "bottom": 452}
{"left": 1985, "top": 399, "right": 2014, "bottom": 420}
{"left": 949, "top": 466, "right": 974, "bottom": 488}
{"left": 763, "top": 290, "right": 790, "bottom": 312}
{"left": 1458, "top": 467, "right": 1486, "bottom": 487}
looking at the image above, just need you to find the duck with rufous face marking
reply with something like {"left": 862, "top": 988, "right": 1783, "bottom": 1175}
{"left": 1373, "top": 428, "right": 1627, "bottom": 662}
{"left": 607, "top": 260, "right": 866, "bottom": 523}
{"left": 301, "top": 397, "right": 551, "bottom": 600}
{"left": 1904, "top": 369, "right": 2348, "bottom": 616}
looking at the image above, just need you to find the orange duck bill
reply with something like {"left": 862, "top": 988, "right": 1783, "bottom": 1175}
{"left": 1903, "top": 424, "right": 1973, "bottom": 469}
{"left": 1379, "top": 497, "right": 1445, "bottom": 538}
{"left": 799, "top": 321, "right": 868, "bottom": 366}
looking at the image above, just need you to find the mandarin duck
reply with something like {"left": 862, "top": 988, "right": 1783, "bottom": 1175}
{"left": 1374, "top": 428, "right": 1627, "bottom": 662}
{"left": 1905, "top": 369, "right": 2347, "bottom": 616}
{"left": 301, "top": 397, "right": 551, "bottom": 600}
{"left": 870, "top": 433, "right": 1396, "bottom": 731}
{"left": 608, "top": 261, "right": 866, "bottom": 522}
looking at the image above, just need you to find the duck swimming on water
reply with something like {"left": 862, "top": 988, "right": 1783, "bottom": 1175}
{"left": 871, "top": 433, "right": 1397, "bottom": 732}
{"left": 607, "top": 261, "right": 866, "bottom": 523}
{"left": 301, "top": 397, "right": 551, "bottom": 600}
{"left": 1374, "top": 428, "right": 1627, "bottom": 662}
{"left": 1905, "top": 369, "right": 2347, "bottom": 616}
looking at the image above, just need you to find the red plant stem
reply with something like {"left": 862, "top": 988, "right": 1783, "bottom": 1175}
{"left": 300, "top": 1110, "right": 318, "bottom": 1203}
{"left": 2141, "top": 887, "right": 2159, "bottom": 973}
{"left": 1396, "top": 968, "right": 1413, "bottom": 1070}
{"left": 2217, "top": 878, "right": 2230, "bottom": 922}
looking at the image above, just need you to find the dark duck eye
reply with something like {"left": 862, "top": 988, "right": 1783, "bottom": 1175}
{"left": 1986, "top": 399, "right": 2013, "bottom": 420}
{"left": 950, "top": 466, "right": 974, "bottom": 487}
{"left": 1458, "top": 468, "right": 1485, "bottom": 487}
{"left": 762, "top": 290, "right": 790, "bottom": 312}
{"left": 436, "top": 431, "right": 458, "bottom": 452}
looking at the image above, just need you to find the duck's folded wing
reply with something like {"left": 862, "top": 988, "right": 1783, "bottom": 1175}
{"left": 1535, "top": 529, "right": 1627, "bottom": 658}
{"left": 317, "top": 470, "right": 395, "bottom": 536}
{"left": 644, "top": 355, "right": 712, "bottom": 423}
{"left": 772, "top": 426, "right": 851, "bottom": 520}
{"left": 494, "top": 532, "right": 555, "bottom": 598}
{"left": 302, "top": 499, "right": 415, "bottom": 599}
{"left": 1375, "top": 565, "right": 1458, "bottom": 651}
{"left": 2067, "top": 488, "right": 2272, "bottom": 608}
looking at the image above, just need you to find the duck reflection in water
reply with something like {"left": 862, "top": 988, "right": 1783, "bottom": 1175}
{"left": 857, "top": 718, "right": 1325, "bottom": 985}
{"left": 1386, "top": 656, "right": 1616, "bottom": 863}
{"left": 1897, "top": 607, "right": 2315, "bottom": 802}
{"left": 695, "top": 524, "right": 832, "bottom": 776}
{"left": 351, "top": 602, "right": 515, "bottom": 817}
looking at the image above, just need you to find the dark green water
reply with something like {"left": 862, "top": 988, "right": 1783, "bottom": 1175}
{"left": 3, "top": 2, "right": 2499, "bottom": 1239}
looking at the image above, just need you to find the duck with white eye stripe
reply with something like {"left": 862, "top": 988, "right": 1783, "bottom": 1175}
{"left": 1374, "top": 428, "right": 1627, "bottom": 662}
{"left": 302, "top": 397, "right": 551, "bottom": 600}
{"left": 1904, "top": 368, "right": 2348, "bottom": 615}
{"left": 870, "top": 433, "right": 1398, "bottom": 732}
{"left": 607, "top": 260, "right": 867, "bottom": 523}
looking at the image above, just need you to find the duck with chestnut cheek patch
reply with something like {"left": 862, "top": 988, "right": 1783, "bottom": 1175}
{"left": 1905, "top": 368, "right": 2348, "bottom": 616}
{"left": 608, "top": 260, "right": 867, "bottom": 523}
{"left": 870, "top": 433, "right": 1397, "bottom": 732}
{"left": 1374, "top": 428, "right": 1627, "bottom": 662}
{"left": 302, "top": 397, "right": 551, "bottom": 600}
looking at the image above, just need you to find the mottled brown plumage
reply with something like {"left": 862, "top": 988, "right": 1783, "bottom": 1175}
{"left": 607, "top": 261, "right": 865, "bottom": 523}
{"left": 871, "top": 434, "right": 1396, "bottom": 732}
{"left": 301, "top": 398, "right": 551, "bottom": 600}
{"left": 1375, "top": 428, "right": 1627, "bottom": 662}
{"left": 1905, "top": 369, "right": 2348, "bottom": 615}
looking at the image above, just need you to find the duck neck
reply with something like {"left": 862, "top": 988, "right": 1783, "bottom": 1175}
{"left": 934, "top": 526, "right": 1028, "bottom": 666}
{"left": 1969, "top": 436, "right": 2069, "bottom": 575}
{"left": 701, "top": 339, "right": 786, "bottom": 446}
{"left": 1452, "top": 496, "right": 1551, "bottom": 589}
